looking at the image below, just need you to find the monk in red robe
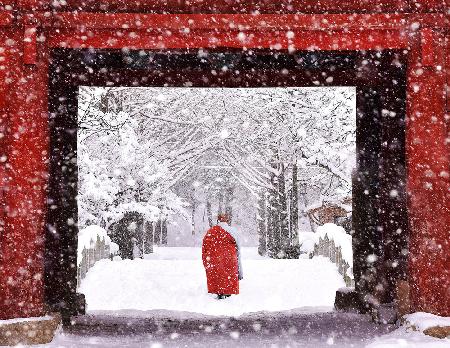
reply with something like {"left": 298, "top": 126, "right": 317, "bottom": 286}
{"left": 202, "top": 213, "right": 241, "bottom": 299}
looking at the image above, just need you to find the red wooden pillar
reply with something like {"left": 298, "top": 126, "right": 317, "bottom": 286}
{"left": 0, "top": 33, "right": 8, "bottom": 251}
{"left": 407, "top": 28, "right": 450, "bottom": 316}
{"left": 0, "top": 27, "right": 49, "bottom": 319}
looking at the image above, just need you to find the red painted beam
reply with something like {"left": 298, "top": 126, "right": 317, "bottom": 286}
{"left": 50, "top": 0, "right": 413, "bottom": 14}
{"left": 14, "top": 0, "right": 50, "bottom": 11}
{"left": 447, "top": 33, "right": 450, "bottom": 112}
{"left": 7, "top": 1, "right": 449, "bottom": 18}
{"left": 48, "top": 29, "right": 408, "bottom": 50}
{"left": 420, "top": 28, "right": 441, "bottom": 67}
{"left": 6, "top": 0, "right": 431, "bottom": 14}
{"left": 52, "top": 13, "right": 411, "bottom": 31}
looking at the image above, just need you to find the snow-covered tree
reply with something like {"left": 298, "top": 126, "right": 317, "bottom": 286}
{"left": 78, "top": 86, "right": 355, "bottom": 255}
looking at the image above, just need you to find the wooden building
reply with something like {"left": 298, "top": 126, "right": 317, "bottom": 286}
{"left": 0, "top": 0, "right": 448, "bottom": 324}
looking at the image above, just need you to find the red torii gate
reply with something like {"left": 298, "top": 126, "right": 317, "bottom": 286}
{"left": 0, "top": 0, "right": 448, "bottom": 321}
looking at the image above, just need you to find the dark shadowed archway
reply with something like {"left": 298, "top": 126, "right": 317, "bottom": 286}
{"left": 46, "top": 48, "right": 408, "bottom": 318}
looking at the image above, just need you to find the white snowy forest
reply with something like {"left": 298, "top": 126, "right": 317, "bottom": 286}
{"left": 78, "top": 86, "right": 355, "bottom": 257}
{"left": 75, "top": 86, "right": 357, "bottom": 319}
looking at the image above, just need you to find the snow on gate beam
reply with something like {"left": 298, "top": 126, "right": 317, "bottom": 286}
{"left": 49, "top": 12, "right": 447, "bottom": 33}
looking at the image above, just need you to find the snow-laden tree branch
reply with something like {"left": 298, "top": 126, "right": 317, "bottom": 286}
{"left": 78, "top": 86, "right": 355, "bottom": 238}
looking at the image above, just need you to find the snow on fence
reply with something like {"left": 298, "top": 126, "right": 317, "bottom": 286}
{"left": 77, "top": 225, "right": 118, "bottom": 288}
{"left": 313, "top": 223, "right": 354, "bottom": 287}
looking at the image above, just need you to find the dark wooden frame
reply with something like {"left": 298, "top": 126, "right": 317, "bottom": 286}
{"left": 46, "top": 48, "right": 408, "bottom": 317}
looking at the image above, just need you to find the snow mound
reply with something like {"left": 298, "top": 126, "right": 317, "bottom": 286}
{"left": 405, "top": 312, "right": 450, "bottom": 332}
{"left": 316, "top": 223, "right": 352, "bottom": 265}
{"left": 0, "top": 315, "right": 53, "bottom": 326}
{"left": 366, "top": 327, "right": 450, "bottom": 348}
{"left": 298, "top": 232, "right": 316, "bottom": 255}
{"left": 104, "top": 202, "right": 161, "bottom": 227}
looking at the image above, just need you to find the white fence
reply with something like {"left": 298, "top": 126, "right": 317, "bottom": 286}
{"left": 312, "top": 224, "right": 354, "bottom": 287}
{"left": 77, "top": 235, "right": 110, "bottom": 287}
{"left": 77, "top": 225, "right": 118, "bottom": 288}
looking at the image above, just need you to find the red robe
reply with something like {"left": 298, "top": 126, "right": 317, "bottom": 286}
{"left": 202, "top": 225, "right": 239, "bottom": 295}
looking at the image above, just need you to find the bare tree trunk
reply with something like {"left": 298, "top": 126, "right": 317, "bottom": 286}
{"left": 218, "top": 191, "right": 224, "bottom": 216}
{"left": 267, "top": 205, "right": 275, "bottom": 257}
{"left": 290, "top": 161, "right": 299, "bottom": 246}
{"left": 154, "top": 220, "right": 161, "bottom": 245}
{"left": 151, "top": 221, "right": 155, "bottom": 246}
{"left": 143, "top": 221, "right": 154, "bottom": 254}
{"left": 206, "top": 200, "right": 213, "bottom": 228}
{"left": 257, "top": 189, "right": 267, "bottom": 256}
{"left": 161, "top": 217, "right": 168, "bottom": 245}
{"left": 268, "top": 167, "right": 280, "bottom": 258}
{"left": 191, "top": 199, "right": 196, "bottom": 235}
{"left": 278, "top": 162, "right": 290, "bottom": 257}
{"left": 224, "top": 182, "right": 234, "bottom": 224}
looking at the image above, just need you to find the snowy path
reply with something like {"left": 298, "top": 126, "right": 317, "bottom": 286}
{"left": 31, "top": 248, "right": 448, "bottom": 347}
{"left": 37, "top": 312, "right": 403, "bottom": 348}
{"left": 31, "top": 310, "right": 448, "bottom": 348}
{"left": 79, "top": 247, "right": 345, "bottom": 316}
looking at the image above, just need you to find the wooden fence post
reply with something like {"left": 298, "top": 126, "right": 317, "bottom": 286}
{"left": 314, "top": 233, "right": 354, "bottom": 288}
{"left": 76, "top": 235, "right": 114, "bottom": 288}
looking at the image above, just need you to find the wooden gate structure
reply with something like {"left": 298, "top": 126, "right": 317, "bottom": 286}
{"left": 0, "top": 0, "right": 448, "bottom": 321}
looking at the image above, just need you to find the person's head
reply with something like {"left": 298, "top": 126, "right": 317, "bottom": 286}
{"left": 217, "top": 213, "right": 230, "bottom": 224}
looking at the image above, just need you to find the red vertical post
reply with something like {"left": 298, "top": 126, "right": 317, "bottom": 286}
{"left": 0, "top": 38, "right": 7, "bottom": 245}
{"left": 0, "top": 29, "right": 49, "bottom": 319}
{"left": 406, "top": 29, "right": 450, "bottom": 316}
{"left": 409, "top": 0, "right": 446, "bottom": 12}
{"left": 23, "top": 25, "right": 37, "bottom": 65}
{"left": 446, "top": 32, "right": 450, "bottom": 116}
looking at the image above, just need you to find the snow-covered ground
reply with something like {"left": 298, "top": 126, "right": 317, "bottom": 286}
{"left": 366, "top": 327, "right": 450, "bottom": 347}
{"left": 29, "top": 311, "right": 449, "bottom": 348}
{"left": 403, "top": 312, "right": 450, "bottom": 332}
{"left": 79, "top": 247, "right": 344, "bottom": 316}
{"left": 22, "top": 248, "right": 449, "bottom": 347}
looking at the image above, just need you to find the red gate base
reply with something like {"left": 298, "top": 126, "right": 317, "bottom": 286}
{"left": 334, "top": 289, "right": 364, "bottom": 313}
{"left": 335, "top": 288, "right": 399, "bottom": 324}
{"left": 335, "top": 280, "right": 412, "bottom": 324}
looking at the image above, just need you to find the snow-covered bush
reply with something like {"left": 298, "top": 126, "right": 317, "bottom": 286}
{"left": 298, "top": 232, "right": 317, "bottom": 257}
